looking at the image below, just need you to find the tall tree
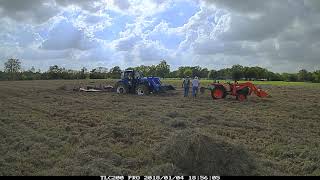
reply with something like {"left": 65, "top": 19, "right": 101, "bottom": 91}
{"left": 312, "top": 70, "right": 320, "bottom": 83}
{"left": 231, "top": 64, "right": 244, "bottom": 81}
{"left": 169, "top": 70, "right": 178, "bottom": 78}
{"left": 190, "top": 66, "right": 202, "bottom": 78}
{"left": 183, "top": 69, "right": 193, "bottom": 77}
{"left": 156, "top": 60, "right": 170, "bottom": 78}
{"left": 135, "top": 65, "right": 150, "bottom": 77}
{"left": 200, "top": 68, "right": 209, "bottom": 79}
{"left": 109, "top": 66, "right": 122, "bottom": 79}
{"left": 216, "top": 68, "right": 231, "bottom": 80}
{"left": 0, "top": 71, "right": 7, "bottom": 80}
{"left": 48, "top": 65, "right": 63, "bottom": 79}
{"left": 253, "top": 66, "right": 268, "bottom": 80}
{"left": 4, "top": 58, "right": 21, "bottom": 80}
{"left": 298, "top": 69, "right": 312, "bottom": 82}
{"left": 177, "top": 67, "right": 192, "bottom": 78}
{"left": 208, "top": 70, "right": 218, "bottom": 80}
{"left": 148, "top": 65, "right": 157, "bottom": 77}
{"left": 244, "top": 67, "right": 257, "bottom": 80}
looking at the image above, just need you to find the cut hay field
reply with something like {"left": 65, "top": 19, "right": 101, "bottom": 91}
{"left": 0, "top": 80, "right": 320, "bottom": 175}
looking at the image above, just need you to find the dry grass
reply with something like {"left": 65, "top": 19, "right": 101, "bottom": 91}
{"left": 158, "top": 130, "right": 258, "bottom": 175}
{"left": 0, "top": 80, "right": 320, "bottom": 175}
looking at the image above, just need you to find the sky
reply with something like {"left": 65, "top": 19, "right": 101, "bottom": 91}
{"left": 0, "top": 0, "right": 319, "bottom": 73}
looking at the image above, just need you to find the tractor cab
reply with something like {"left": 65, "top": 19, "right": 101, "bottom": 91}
{"left": 120, "top": 70, "right": 141, "bottom": 93}
{"left": 123, "top": 70, "right": 143, "bottom": 83}
{"left": 121, "top": 70, "right": 143, "bottom": 80}
{"left": 121, "top": 70, "right": 133, "bottom": 80}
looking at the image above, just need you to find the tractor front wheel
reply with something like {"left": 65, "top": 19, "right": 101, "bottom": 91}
{"left": 136, "top": 84, "right": 150, "bottom": 96}
{"left": 236, "top": 87, "right": 249, "bottom": 101}
{"left": 211, "top": 88, "right": 226, "bottom": 100}
{"left": 236, "top": 94, "right": 247, "bottom": 101}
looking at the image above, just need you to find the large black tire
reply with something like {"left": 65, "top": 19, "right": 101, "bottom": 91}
{"left": 136, "top": 84, "right": 150, "bottom": 96}
{"left": 115, "top": 82, "right": 129, "bottom": 94}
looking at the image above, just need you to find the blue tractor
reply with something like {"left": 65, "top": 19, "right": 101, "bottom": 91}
{"left": 114, "top": 69, "right": 175, "bottom": 95}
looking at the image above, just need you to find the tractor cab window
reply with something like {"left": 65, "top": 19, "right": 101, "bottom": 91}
{"left": 123, "top": 71, "right": 134, "bottom": 80}
{"left": 134, "top": 71, "right": 143, "bottom": 79}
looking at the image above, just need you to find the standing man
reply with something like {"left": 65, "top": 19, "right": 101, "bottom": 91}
{"left": 182, "top": 76, "right": 190, "bottom": 97}
{"left": 192, "top": 76, "right": 200, "bottom": 98}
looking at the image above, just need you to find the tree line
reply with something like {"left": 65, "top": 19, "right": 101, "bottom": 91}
{"left": 1, "top": 58, "right": 320, "bottom": 83}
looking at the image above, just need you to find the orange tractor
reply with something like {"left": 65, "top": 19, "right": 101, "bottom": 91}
{"left": 203, "top": 81, "right": 269, "bottom": 101}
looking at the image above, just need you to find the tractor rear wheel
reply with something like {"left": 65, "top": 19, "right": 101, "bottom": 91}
{"left": 211, "top": 88, "right": 226, "bottom": 100}
{"left": 115, "top": 83, "right": 129, "bottom": 94}
{"left": 136, "top": 84, "right": 150, "bottom": 96}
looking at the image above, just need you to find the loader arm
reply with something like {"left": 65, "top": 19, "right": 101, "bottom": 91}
{"left": 238, "top": 82, "right": 269, "bottom": 98}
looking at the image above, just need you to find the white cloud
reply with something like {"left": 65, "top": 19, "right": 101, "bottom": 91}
{"left": 185, "top": 0, "right": 320, "bottom": 72}
{"left": 40, "top": 18, "right": 98, "bottom": 50}
{"left": 132, "top": 39, "right": 172, "bottom": 63}
{"left": 113, "top": 34, "right": 142, "bottom": 51}
{"left": 0, "top": 0, "right": 59, "bottom": 23}
{"left": 55, "top": 0, "right": 102, "bottom": 12}
{"left": 104, "top": 0, "right": 173, "bottom": 17}
{"left": 112, "top": 0, "right": 131, "bottom": 10}
{"left": 73, "top": 11, "right": 113, "bottom": 37}
{"left": 0, "top": 0, "right": 320, "bottom": 72}
{"left": 203, "top": 0, "right": 270, "bottom": 14}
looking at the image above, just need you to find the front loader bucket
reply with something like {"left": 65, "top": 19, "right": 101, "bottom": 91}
{"left": 160, "top": 85, "right": 176, "bottom": 91}
{"left": 255, "top": 89, "right": 269, "bottom": 98}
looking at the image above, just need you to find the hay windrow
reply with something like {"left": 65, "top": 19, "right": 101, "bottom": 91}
{"left": 160, "top": 130, "right": 258, "bottom": 175}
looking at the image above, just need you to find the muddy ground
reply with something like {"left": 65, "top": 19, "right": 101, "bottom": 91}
{"left": 0, "top": 80, "right": 319, "bottom": 175}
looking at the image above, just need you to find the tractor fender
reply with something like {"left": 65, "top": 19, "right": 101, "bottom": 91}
{"left": 208, "top": 84, "right": 226, "bottom": 91}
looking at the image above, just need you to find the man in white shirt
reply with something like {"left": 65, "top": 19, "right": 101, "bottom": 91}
{"left": 192, "top": 76, "right": 200, "bottom": 98}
